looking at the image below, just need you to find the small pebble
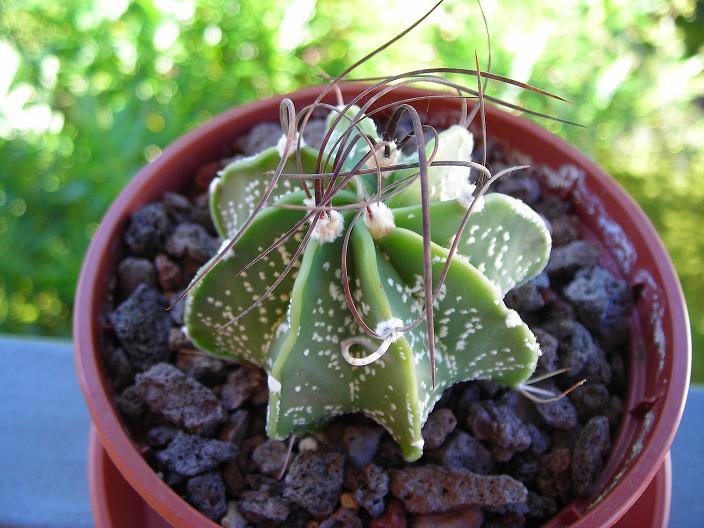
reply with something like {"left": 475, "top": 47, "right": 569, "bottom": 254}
{"left": 344, "top": 425, "right": 384, "bottom": 468}
{"left": 187, "top": 472, "right": 227, "bottom": 520}
{"left": 284, "top": 451, "right": 345, "bottom": 518}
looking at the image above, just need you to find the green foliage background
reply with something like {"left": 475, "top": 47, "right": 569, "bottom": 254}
{"left": 1, "top": 0, "right": 702, "bottom": 379}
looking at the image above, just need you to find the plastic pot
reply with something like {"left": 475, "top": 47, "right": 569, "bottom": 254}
{"left": 74, "top": 84, "right": 690, "bottom": 527}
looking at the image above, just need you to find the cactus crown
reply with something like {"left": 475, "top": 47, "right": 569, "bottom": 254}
{"left": 181, "top": 4, "right": 558, "bottom": 461}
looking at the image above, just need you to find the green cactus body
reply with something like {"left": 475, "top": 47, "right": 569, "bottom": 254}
{"left": 185, "top": 111, "right": 551, "bottom": 461}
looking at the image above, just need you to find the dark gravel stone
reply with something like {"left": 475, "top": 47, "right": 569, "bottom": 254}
{"left": 505, "top": 282, "right": 544, "bottom": 313}
{"left": 320, "top": 507, "right": 363, "bottom": 528}
{"left": 526, "top": 492, "right": 557, "bottom": 518}
{"left": 484, "top": 513, "right": 527, "bottom": 528}
{"left": 455, "top": 382, "right": 481, "bottom": 417}
{"left": 146, "top": 425, "right": 179, "bottom": 447}
{"left": 507, "top": 454, "right": 539, "bottom": 484}
{"left": 221, "top": 367, "right": 265, "bottom": 411}
{"left": 550, "top": 214, "right": 580, "bottom": 246}
{"left": 525, "top": 423, "right": 550, "bottom": 456}
{"left": 390, "top": 465, "right": 527, "bottom": 513}
{"left": 344, "top": 425, "right": 384, "bottom": 468}
{"left": 187, "top": 472, "right": 227, "bottom": 520}
{"left": 252, "top": 439, "right": 289, "bottom": 477}
{"left": 532, "top": 328, "right": 558, "bottom": 374}
{"left": 238, "top": 489, "right": 290, "bottom": 526}
{"left": 284, "top": 451, "right": 345, "bottom": 518}
{"left": 545, "top": 240, "right": 600, "bottom": 276}
{"left": 118, "top": 385, "right": 145, "bottom": 419}
{"left": 351, "top": 463, "right": 389, "bottom": 518}
{"left": 534, "top": 194, "right": 571, "bottom": 220}
{"left": 564, "top": 266, "right": 632, "bottom": 350}
{"left": 532, "top": 384, "right": 578, "bottom": 430}
{"left": 165, "top": 222, "right": 219, "bottom": 263}
{"left": 168, "top": 327, "right": 192, "bottom": 351}
{"left": 236, "top": 122, "right": 282, "bottom": 155}
{"left": 537, "top": 471, "right": 573, "bottom": 502}
{"left": 413, "top": 507, "right": 484, "bottom": 528}
{"left": 163, "top": 191, "right": 192, "bottom": 223}
{"left": 495, "top": 173, "right": 541, "bottom": 204}
{"left": 543, "top": 319, "right": 611, "bottom": 385}
{"left": 109, "top": 284, "right": 171, "bottom": 369}
{"left": 467, "top": 401, "right": 531, "bottom": 454}
{"left": 421, "top": 408, "right": 457, "bottom": 450}
{"left": 156, "top": 432, "right": 235, "bottom": 477}
{"left": 375, "top": 436, "right": 405, "bottom": 469}
{"left": 540, "top": 164, "right": 583, "bottom": 196}
{"left": 570, "top": 383, "right": 610, "bottom": 418}
{"left": 124, "top": 202, "right": 172, "bottom": 257}
{"left": 105, "top": 346, "right": 134, "bottom": 390}
{"left": 572, "top": 416, "right": 611, "bottom": 495}
{"left": 117, "top": 257, "right": 156, "bottom": 297}
{"left": 155, "top": 253, "right": 182, "bottom": 291}
{"left": 133, "top": 363, "right": 225, "bottom": 433}
{"left": 427, "top": 431, "right": 492, "bottom": 474}
{"left": 221, "top": 502, "right": 249, "bottom": 528}
{"left": 605, "top": 395, "right": 625, "bottom": 429}
{"left": 301, "top": 119, "right": 327, "bottom": 151}
{"left": 175, "top": 351, "right": 225, "bottom": 383}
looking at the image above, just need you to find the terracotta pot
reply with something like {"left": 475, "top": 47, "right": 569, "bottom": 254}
{"left": 74, "top": 84, "right": 691, "bottom": 527}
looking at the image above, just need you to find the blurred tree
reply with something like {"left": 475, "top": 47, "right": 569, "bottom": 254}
{"left": 1, "top": 0, "right": 702, "bottom": 378}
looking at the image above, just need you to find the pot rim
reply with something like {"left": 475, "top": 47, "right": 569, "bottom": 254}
{"left": 74, "top": 83, "right": 690, "bottom": 528}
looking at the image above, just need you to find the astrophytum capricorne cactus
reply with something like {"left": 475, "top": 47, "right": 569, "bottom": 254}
{"left": 184, "top": 104, "right": 551, "bottom": 461}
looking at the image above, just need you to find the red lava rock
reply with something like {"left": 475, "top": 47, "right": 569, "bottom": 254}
{"left": 238, "top": 489, "right": 290, "bottom": 527}
{"left": 421, "top": 408, "right": 457, "bottom": 450}
{"left": 223, "top": 461, "right": 246, "bottom": 496}
{"left": 110, "top": 284, "right": 171, "bottom": 369}
{"left": 133, "top": 363, "right": 225, "bottom": 433}
{"left": 124, "top": 202, "right": 173, "bottom": 257}
{"left": 155, "top": 253, "right": 182, "bottom": 291}
{"left": 572, "top": 416, "right": 611, "bottom": 495}
{"left": 541, "top": 447, "right": 571, "bottom": 476}
{"left": 467, "top": 401, "right": 531, "bottom": 454}
{"left": 165, "top": 222, "right": 219, "bottom": 263}
{"left": 344, "top": 425, "right": 384, "bottom": 468}
{"left": 252, "top": 439, "right": 290, "bottom": 477}
{"left": 156, "top": 432, "right": 235, "bottom": 477}
{"left": 545, "top": 240, "right": 600, "bottom": 276}
{"left": 412, "top": 507, "right": 484, "bottom": 528}
{"left": 370, "top": 499, "right": 407, "bottom": 528}
{"left": 320, "top": 507, "right": 363, "bottom": 528}
{"left": 222, "top": 367, "right": 265, "bottom": 410}
{"left": 428, "top": 431, "right": 492, "bottom": 474}
{"left": 390, "top": 465, "right": 527, "bottom": 514}
{"left": 187, "top": 472, "right": 227, "bottom": 520}
{"left": 284, "top": 451, "right": 345, "bottom": 518}
{"left": 351, "top": 463, "right": 389, "bottom": 518}
{"left": 219, "top": 409, "right": 251, "bottom": 446}
{"left": 194, "top": 160, "right": 224, "bottom": 190}
{"left": 563, "top": 265, "right": 633, "bottom": 350}
{"left": 117, "top": 257, "right": 156, "bottom": 296}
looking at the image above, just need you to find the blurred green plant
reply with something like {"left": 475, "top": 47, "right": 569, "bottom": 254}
{"left": 1, "top": 0, "right": 702, "bottom": 379}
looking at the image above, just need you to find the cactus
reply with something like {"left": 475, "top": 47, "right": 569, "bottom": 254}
{"left": 184, "top": 104, "right": 551, "bottom": 461}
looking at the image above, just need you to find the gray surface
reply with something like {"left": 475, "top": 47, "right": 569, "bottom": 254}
{"left": 0, "top": 334, "right": 701, "bottom": 527}
{"left": 670, "top": 386, "right": 704, "bottom": 527}
{"left": 0, "top": 336, "right": 93, "bottom": 528}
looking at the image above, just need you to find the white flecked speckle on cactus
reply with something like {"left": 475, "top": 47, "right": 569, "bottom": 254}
{"left": 184, "top": 108, "right": 552, "bottom": 461}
